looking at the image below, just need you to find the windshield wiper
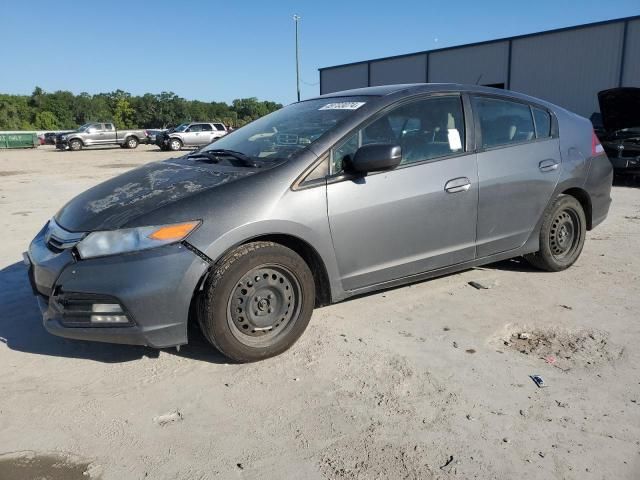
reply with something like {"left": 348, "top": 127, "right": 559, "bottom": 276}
{"left": 187, "top": 149, "right": 260, "bottom": 168}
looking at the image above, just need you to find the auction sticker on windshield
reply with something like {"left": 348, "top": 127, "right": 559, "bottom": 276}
{"left": 319, "top": 102, "right": 366, "bottom": 110}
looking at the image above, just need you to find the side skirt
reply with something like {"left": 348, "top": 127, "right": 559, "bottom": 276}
{"left": 343, "top": 245, "right": 537, "bottom": 299}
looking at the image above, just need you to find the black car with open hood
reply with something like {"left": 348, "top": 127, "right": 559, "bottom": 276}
{"left": 595, "top": 87, "right": 640, "bottom": 174}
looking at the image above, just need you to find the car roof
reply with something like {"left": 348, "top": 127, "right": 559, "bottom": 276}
{"left": 309, "top": 83, "right": 561, "bottom": 111}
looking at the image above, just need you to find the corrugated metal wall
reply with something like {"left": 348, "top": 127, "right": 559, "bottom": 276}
{"left": 428, "top": 41, "right": 509, "bottom": 85}
{"left": 370, "top": 54, "right": 427, "bottom": 86}
{"left": 319, "top": 16, "right": 640, "bottom": 118}
{"left": 622, "top": 18, "right": 640, "bottom": 87}
{"left": 510, "top": 22, "right": 624, "bottom": 116}
{"left": 320, "top": 63, "right": 368, "bottom": 95}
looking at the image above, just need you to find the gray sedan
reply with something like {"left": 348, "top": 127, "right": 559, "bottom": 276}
{"left": 26, "top": 84, "right": 612, "bottom": 362}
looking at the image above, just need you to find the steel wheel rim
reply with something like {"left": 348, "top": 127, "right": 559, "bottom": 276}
{"left": 171, "top": 140, "right": 180, "bottom": 150}
{"left": 128, "top": 139, "right": 136, "bottom": 147}
{"left": 549, "top": 208, "right": 581, "bottom": 260}
{"left": 227, "top": 264, "right": 302, "bottom": 347}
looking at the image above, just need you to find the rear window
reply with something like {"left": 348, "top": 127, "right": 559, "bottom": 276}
{"left": 473, "top": 96, "right": 535, "bottom": 149}
{"left": 532, "top": 107, "right": 551, "bottom": 138}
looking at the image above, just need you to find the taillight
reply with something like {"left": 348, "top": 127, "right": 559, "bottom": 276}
{"left": 592, "top": 131, "right": 604, "bottom": 155}
{"left": 144, "top": 130, "right": 149, "bottom": 136}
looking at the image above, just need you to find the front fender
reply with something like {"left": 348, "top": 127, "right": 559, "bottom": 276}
{"left": 194, "top": 218, "right": 345, "bottom": 303}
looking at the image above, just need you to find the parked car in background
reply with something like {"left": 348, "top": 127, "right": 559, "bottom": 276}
{"left": 593, "top": 87, "right": 640, "bottom": 175}
{"left": 56, "top": 123, "right": 148, "bottom": 151}
{"left": 156, "top": 122, "right": 227, "bottom": 151}
{"left": 144, "top": 129, "right": 167, "bottom": 145}
{"left": 26, "top": 84, "right": 612, "bottom": 362}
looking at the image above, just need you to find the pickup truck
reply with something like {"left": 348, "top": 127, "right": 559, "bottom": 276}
{"left": 156, "top": 122, "right": 228, "bottom": 151}
{"left": 56, "top": 123, "right": 148, "bottom": 151}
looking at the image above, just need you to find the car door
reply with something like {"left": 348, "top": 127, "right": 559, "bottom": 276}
{"left": 102, "top": 123, "right": 117, "bottom": 143}
{"left": 199, "top": 123, "right": 215, "bottom": 145}
{"left": 326, "top": 94, "right": 478, "bottom": 291}
{"left": 84, "top": 123, "right": 104, "bottom": 145}
{"left": 472, "top": 95, "right": 561, "bottom": 257}
{"left": 183, "top": 124, "right": 202, "bottom": 145}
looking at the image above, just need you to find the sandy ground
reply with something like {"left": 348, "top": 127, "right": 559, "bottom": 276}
{"left": 0, "top": 145, "right": 639, "bottom": 480}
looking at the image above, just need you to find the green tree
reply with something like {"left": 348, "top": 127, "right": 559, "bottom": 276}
{"left": 0, "top": 86, "right": 282, "bottom": 131}
{"left": 34, "top": 111, "right": 59, "bottom": 130}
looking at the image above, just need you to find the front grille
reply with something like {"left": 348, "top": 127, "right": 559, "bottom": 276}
{"left": 45, "top": 218, "right": 86, "bottom": 252}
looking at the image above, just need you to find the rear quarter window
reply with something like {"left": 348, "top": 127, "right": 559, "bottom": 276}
{"left": 532, "top": 107, "right": 551, "bottom": 138}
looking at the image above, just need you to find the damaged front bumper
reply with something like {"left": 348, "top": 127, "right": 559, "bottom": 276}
{"left": 25, "top": 225, "right": 209, "bottom": 348}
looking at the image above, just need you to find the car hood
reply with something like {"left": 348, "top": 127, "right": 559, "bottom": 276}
{"left": 55, "top": 157, "right": 256, "bottom": 232}
{"left": 598, "top": 87, "right": 640, "bottom": 132}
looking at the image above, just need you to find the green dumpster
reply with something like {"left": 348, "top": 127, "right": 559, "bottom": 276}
{"left": 0, "top": 132, "right": 38, "bottom": 149}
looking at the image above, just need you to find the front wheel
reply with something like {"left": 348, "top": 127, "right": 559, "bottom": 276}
{"left": 69, "top": 139, "right": 82, "bottom": 151}
{"left": 524, "top": 195, "right": 586, "bottom": 271}
{"left": 169, "top": 138, "right": 182, "bottom": 151}
{"left": 197, "top": 241, "right": 315, "bottom": 362}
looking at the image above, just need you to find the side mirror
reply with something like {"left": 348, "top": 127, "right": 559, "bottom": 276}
{"left": 348, "top": 144, "right": 402, "bottom": 174}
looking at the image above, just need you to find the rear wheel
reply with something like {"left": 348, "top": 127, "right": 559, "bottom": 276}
{"left": 169, "top": 138, "right": 182, "bottom": 151}
{"left": 126, "top": 136, "right": 139, "bottom": 149}
{"left": 524, "top": 195, "right": 586, "bottom": 271}
{"left": 197, "top": 241, "right": 315, "bottom": 362}
{"left": 69, "top": 139, "right": 82, "bottom": 151}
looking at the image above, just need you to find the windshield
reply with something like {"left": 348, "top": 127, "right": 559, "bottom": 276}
{"left": 173, "top": 123, "right": 189, "bottom": 132}
{"left": 201, "top": 96, "right": 372, "bottom": 161}
{"left": 77, "top": 123, "right": 93, "bottom": 132}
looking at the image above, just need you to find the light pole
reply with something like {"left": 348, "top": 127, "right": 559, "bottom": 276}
{"left": 293, "top": 14, "right": 301, "bottom": 102}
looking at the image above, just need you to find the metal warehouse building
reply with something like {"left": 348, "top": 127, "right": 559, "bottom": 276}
{"left": 319, "top": 15, "right": 640, "bottom": 118}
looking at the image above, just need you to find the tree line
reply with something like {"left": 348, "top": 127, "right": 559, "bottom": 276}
{"left": 0, "top": 87, "right": 283, "bottom": 131}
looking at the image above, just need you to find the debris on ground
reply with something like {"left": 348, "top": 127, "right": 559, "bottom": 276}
{"left": 530, "top": 375, "right": 547, "bottom": 388}
{"left": 153, "top": 410, "right": 183, "bottom": 426}
{"left": 439, "top": 455, "right": 454, "bottom": 470}
{"left": 504, "top": 328, "right": 622, "bottom": 370}
{"left": 468, "top": 281, "right": 490, "bottom": 290}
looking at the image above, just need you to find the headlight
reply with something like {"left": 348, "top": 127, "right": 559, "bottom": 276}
{"left": 76, "top": 221, "right": 200, "bottom": 259}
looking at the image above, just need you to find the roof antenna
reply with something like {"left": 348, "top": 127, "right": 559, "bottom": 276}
{"left": 475, "top": 74, "right": 483, "bottom": 85}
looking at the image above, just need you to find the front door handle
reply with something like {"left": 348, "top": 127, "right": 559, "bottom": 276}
{"left": 539, "top": 159, "right": 559, "bottom": 172}
{"left": 445, "top": 177, "right": 471, "bottom": 193}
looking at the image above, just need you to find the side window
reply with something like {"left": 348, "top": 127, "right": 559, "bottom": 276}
{"left": 104, "top": 124, "right": 114, "bottom": 131}
{"left": 330, "top": 96, "right": 465, "bottom": 173}
{"left": 188, "top": 124, "right": 203, "bottom": 132}
{"left": 214, "top": 123, "right": 226, "bottom": 131}
{"left": 200, "top": 124, "right": 213, "bottom": 131}
{"left": 532, "top": 107, "right": 551, "bottom": 138}
{"left": 473, "top": 96, "right": 535, "bottom": 149}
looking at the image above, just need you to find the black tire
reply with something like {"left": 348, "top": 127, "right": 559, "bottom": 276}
{"left": 524, "top": 195, "right": 586, "bottom": 272}
{"left": 169, "top": 138, "right": 182, "bottom": 151}
{"left": 197, "top": 241, "right": 315, "bottom": 362}
{"left": 125, "top": 136, "right": 139, "bottom": 149}
{"left": 69, "top": 139, "right": 82, "bottom": 151}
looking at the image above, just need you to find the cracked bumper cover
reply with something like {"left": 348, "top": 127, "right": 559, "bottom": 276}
{"left": 26, "top": 227, "right": 209, "bottom": 348}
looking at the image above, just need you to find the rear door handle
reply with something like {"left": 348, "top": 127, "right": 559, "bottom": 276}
{"left": 445, "top": 177, "right": 471, "bottom": 193}
{"left": 539, "top": 159, "right": 559, "bottom": 172}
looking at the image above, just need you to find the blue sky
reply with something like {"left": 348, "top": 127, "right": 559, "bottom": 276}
{"left": 1, "top": 1, "right": 637, "bottom": 105}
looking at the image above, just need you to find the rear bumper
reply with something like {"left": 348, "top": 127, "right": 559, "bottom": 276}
{"left": 26, "top": 228, "right": 209, "bottom": 348}
{"left": 585, "top": 154, "right": 614, "bottom": 229}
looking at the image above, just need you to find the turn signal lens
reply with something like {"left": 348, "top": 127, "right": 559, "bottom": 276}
{"left": 148, "top": 221, "right": 200, "bottom": 241}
